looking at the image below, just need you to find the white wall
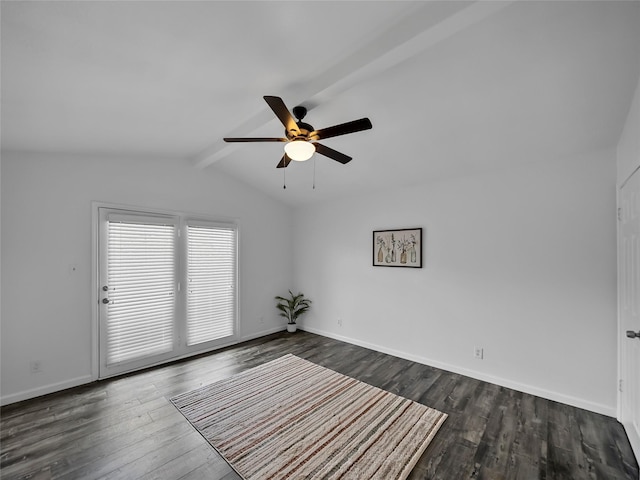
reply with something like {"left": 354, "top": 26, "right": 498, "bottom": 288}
{"left": 293, "top": 149, "right": 618, "bottom": 415}
{"left": 1, "top": 147, "right": 621, "bottom": 414}
{"left": 0, "top": 152, "right": 293, "bottom": 405}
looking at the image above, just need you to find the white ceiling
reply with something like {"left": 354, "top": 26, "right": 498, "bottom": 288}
{"left": 2, "top": 1, "right": 639, "bottom": 206}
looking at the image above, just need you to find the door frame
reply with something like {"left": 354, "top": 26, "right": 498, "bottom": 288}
{"left": 617, "top": 165, "right": 640, "bottom": 461}
{"left": 90, "top": 201, "right": 241, "bottom": 381}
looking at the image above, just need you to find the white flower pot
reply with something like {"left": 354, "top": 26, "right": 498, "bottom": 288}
{"left": 287, "top": 324, "right": 297, "bottom": 333}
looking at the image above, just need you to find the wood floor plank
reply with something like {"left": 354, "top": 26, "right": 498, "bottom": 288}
{"left": 1, "top": 331, "right": 637, "bottom": 479}
{"left": 138, "top": 443, "right": 228, "bottom": 480}
{"left": 54, "top": 415, "right": 196, "bottom": 479}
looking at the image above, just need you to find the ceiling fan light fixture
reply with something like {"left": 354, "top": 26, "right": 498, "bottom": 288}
{"left": 284, "top": 140, "right": 315, "bottom": 161}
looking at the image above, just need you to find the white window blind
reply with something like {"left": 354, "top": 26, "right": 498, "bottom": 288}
{"left": 106, "top": 217, "right": 176, "bottom": 365}
{"left": 186, "top": 223, "right": 237, "bottom": 346}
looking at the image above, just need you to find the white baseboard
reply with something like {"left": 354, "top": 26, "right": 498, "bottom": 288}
{"left": 241, "top": 325, "right": 286, "bottom": 341}
{"left": 300, "top": 326, "right": 616, "bottom": 417}
{"left": 0, "top": 375, "right": 95, "bottom": 407}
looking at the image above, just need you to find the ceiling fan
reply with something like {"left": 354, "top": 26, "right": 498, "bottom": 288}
{"left": 224, "top": 96, "right": 372, "bottom": 168}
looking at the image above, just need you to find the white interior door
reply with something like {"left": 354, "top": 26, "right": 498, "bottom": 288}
{"left": 619, "top": 167, "right": 640, "bottom": 460}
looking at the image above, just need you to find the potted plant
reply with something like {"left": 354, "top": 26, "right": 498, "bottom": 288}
{"left": 275, "top": 290, "right": 312, "bottom": 333}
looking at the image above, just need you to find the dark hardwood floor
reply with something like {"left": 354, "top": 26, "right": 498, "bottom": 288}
{"left": 1, "top": 331, "right": 638, "bottom": 479}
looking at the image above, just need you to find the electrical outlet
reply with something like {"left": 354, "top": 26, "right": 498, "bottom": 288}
{"left": 30, "top": 360, "right": 43, "bottom": 373}
{"left": 337, "top": 317, "right": 343, "bottom": 327}
{"left": 473, "top": 347, "right": 484, "bottom": 359}
{"left": 259, "top": 316, "right": 264, "bottom": 324}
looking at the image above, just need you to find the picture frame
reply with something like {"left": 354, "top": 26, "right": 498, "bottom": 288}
{"left": 373, "top": 228, "right": 422, "bottom": 268}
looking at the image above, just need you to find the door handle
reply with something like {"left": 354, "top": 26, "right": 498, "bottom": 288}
{"left": 102, "top": 298, "right": 110, "bottom": 304}
{"left": 626, "top": 330, "right": 640, "bottom": 339}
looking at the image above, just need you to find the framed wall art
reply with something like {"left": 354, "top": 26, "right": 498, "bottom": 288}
{"left": 373, "top": 228, "right": 422, "bottom": 268}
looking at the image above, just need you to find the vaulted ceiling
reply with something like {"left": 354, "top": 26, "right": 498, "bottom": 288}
{"left": 2, "top": 1, "right": 639, "bottom": 206}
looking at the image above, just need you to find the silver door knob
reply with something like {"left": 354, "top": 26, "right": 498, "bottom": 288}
{"left": 626, "top": 330, "right": 640, "bottom": 339}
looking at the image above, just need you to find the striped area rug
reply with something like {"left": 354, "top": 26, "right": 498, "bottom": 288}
{"left": 171, "top": 354, "right": 447, "bottom": 479}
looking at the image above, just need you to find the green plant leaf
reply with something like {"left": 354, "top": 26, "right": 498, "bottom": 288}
{"left": 275, "top": 290, "right": 311, "bottom": 324}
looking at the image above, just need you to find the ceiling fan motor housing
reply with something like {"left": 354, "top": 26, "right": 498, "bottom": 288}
{"left": 287, "top": 121, "right": 315, "bottom": 141}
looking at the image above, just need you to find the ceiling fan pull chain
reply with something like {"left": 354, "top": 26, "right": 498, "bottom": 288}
{"left": 283, "top": 165, "right": 286, "bottom": 189}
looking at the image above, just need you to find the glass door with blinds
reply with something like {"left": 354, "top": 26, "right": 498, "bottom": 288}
{"left": 98, "top": 207, "right": 238, "bottom": 378}
{"left": 185, "top": 221, "right": 237, "bottom": 346}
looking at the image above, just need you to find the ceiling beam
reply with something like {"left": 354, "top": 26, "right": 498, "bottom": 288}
{"left": 190, "top": 0, "right": 514, "bottom": 169}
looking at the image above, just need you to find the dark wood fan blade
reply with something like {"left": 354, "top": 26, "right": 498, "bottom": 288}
{"left": 264, "top": 96, "right": 300, "bottom": 135}
{"left": 310, "top": 118, "right": 372, "bottom": 141}
{"left": 224, "top": 137, "right": 287, "bottom": 142}
{"left": 313, "top": 143, "right": 352, "bottom": 164}
{"left": 276, "top": 154, "right": 292, "bottom": 169}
